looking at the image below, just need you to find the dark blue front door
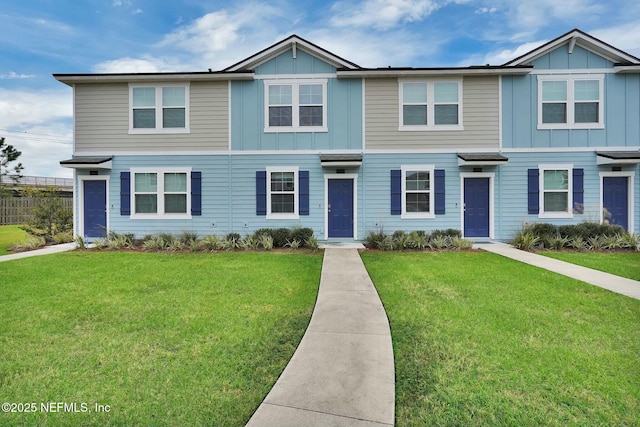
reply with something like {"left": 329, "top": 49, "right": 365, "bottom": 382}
{"left": 603, "top": 177, "right": 629, "bottom": 230}
{"left": 328, "top": 179, "right": 353, "bottom": 238}
{"left": 84, "top": 180, "right": 107, "bottom": 238}
{"left": 464, "top": 177, "right": 490, "bottom": 237}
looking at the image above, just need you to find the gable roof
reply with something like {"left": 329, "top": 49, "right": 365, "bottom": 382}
{"left": 504, "top": 28, "right": 640, "bottom": 67}
{"left": 223, "top": 34, "right": 361, "bottom": 72}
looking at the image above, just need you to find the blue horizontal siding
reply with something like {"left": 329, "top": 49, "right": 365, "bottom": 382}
{"left": 230, "top": 79, "right": 363, "bottom": 151}
{"left": 502, "top": 47, "right": 640, "bottom": 150}
{"left": 74, "top": 152, "right": 639, "bottom": 241}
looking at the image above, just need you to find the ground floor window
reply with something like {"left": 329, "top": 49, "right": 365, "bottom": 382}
{"left": 131, "top": 168, "right": 191, "bottom": 218}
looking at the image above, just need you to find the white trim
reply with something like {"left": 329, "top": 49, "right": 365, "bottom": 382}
{"left": 498, "top": 75, "right": 503, "bottom": 150}
{"left": 128, "top": 83, "right": 191, "bottom": 134}
{"left": 460, "top": 173, "right": 495, "bottom": 239}
{"left": 78, "top": 175, "right": 110, "bottom": 239}
{"left": 266, "top": 166, "right": 299, "bottom": 220}
{"left": 255, "top": 73, "right": 336, "bottom": 80}
{"left": 530, "top": 68, "right": 615, "bottom": 75}
{"left": 538, "top": 164, "right": 574, "bottom": 219}
{"left": 400, "top": 165, "right": 435, "bottom": 219}
{"left": 324, "top": 173, "right": 358, "bottom": 240}
{"left": 228, "top": 80, "right": 232, "bottom": 151}
{"left": 362, "top": 79, "right": 366, "bottom": 151}
{"left": 600, "top": 171, "right": 635, "bottom": 232}
{"left": 398, "top": 78, "right": 463, "bottom": 131}
{"left": 263, "top": 79, "right": 328, "bottom": 133}
{"left": 130, "top": 167, "right": 192, "bottom": 220}
{"left": 537, "top": 74, "right": 604, "bottom": 130}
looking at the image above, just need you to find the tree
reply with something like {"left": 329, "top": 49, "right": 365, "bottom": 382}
{"left": 21, "top": 186, "right": 73, "bottom": 242}
{"left": 0, "top": 137, "right": 24, "bottom": 196}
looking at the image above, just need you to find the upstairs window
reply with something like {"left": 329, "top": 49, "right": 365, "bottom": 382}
{"left": 130, "top": 84, "right": 189, "bottom": 133}
{"left": 400, "top": 80, "right": 462, "bottom": 130}
{"left": 538, "top": 75, "right": 603, "bottom": 129}
{"left": 265, "top": 80, "right": 327, "bottom": 132}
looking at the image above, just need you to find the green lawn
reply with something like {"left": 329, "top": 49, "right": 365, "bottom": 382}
{"left": 361, "top": 251, "right": 640, "bottom": 427}
{"left": 0, "top": 224, "right": 28, "bottom": 254}
{"left": 0, "top": 251, "right": 322, "bottom": 427}
{"left": 540, "top": 251, "right": 640, "bottom": 281}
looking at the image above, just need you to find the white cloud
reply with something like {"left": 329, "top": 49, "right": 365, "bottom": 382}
{"left": 592, "top": 22, "right": 640, "bottom": 58}
{"left": 0, "top": 72, "right": 34, "bottom": 80}
{"left": 476, "top": 6, "right": 497, "bottom": 14}
{"left": 93, "top": 56, "right": 180, "bottom": 73}
{"left": 330, "top": 0, "right": 441, "bottom": 30}
{"left": 0, "top": 89, "right": 73, "bottom": 178}
{"left": 478, "top": 40, "right": 547, "bottom": 65}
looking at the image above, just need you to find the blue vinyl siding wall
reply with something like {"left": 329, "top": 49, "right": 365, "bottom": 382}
{"left": 230, "top": 78, "right": 363, "bottom": 151}
{"left": 254, "top": 49, "right": 337, "bottom": 75}
{"left": 76, "top": 152, "right": 639, "bottom": 241}
{"left": 502, "top": 45, "right": 640, "bottom": 149}
{"left": 230, "top": 47, "right": 363, "bottom": 151}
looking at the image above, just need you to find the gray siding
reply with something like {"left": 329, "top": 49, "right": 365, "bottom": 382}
{"left": 364, "top": 76, "right": 500, "bottom": 150}
{"left": 74, "top": 81, "right": 229, "bottom": 153}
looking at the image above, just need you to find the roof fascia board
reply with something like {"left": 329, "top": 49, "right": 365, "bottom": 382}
{"left": 53, "top": 72, "right": 255, "bottom": 85}
{"left": 224, "top": 35, "right": 360, "bottom": 71}
{"left": 336, "top": 67, "right": 532, "bottom": 78}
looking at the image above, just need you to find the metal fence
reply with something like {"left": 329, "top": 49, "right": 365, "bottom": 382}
{"left": 0, "top": 197, "right": 73, "bottom": 225}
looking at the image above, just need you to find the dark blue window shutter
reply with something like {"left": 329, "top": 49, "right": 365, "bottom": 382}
{"left": 256, "top": 171, "right": 267, "bottom": 216}
{"left": 528, "top": 169, "right": 539, "bottom": 214}
{"left": 299, "top": 170, "right": 309, "bottom": 216}
{"left": 434, "top": 169, "right": 445, "bottom": 215}
{"left": 191, "top": 171, "right": 202, "bottom": 216}
{"left": 573, "top": 168, "right": 584, "bottom": 214}
{"left": 391, "top": 170, "right": 402, "bottom": 215}
{"left": 120, "top": 171, "right": 130, "bottom": 216}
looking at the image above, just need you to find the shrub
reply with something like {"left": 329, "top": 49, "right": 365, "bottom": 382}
{"left": 527, "top": 223, "right": 558, "bottom": 240}
{"left": 52, "top": 231, "right": 73, "bottom": 244}
{"left": 258, "top": 234, "right": 274, "bottom": 251}
{"left": 179, "top": 230, "right": 199, "bottom": 245}
{"left": 451, "top": 236, "right": 473, "bottom": 250}
{"left": 430, "top": 235, "right": 451, "bottom": 250}
{"left": 364, "top": 230, "right": 387, "bottom": 249}
{"left": 106, "top": 232, "right": 134, "bottom": 250}
{"left": 430, "top": 229, "right": 461, "bottom": 239}
{"left": 285, "top": 239, "right": 302, "bottom": 250}
{"left": 10, "top": 235, "right": 46, "bottom": 252}
{"left": 200, "top": 235, "right": 222, "bottom": 252}
{"left": 409, "top": 231, "right": 430, "bottom": 250}
{"left": 511, "top": 231, "right": 540, "bottom": 251}
{"left": 304, "top": 235, "right": 319, "bottom": 251}
{"left": 291, "top": 227, "right": 314, "bottom": 243}
{"left": 272, "top": 228, "right": 292, "bottom": 247}
{"left": 239, "top": 236, "right": 258, "bottom": 251}
{"left": 544, "top": 235, "right": 569, "bottom": 251}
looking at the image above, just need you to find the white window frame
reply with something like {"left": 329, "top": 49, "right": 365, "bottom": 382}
{"left": 399, "top": 79, "right": 463, "bottom": 131}
{"left": 129, "top": 83, "right": 190, "bottom": 134}
{"left": 401, "top": 165, "right": 435, "bottom": 219}
{"left": 539, "top": 164, "right": 573, "bottom": 219}
{"left": 266, "top": 166, "right": 299, "bottom": 219}
{"left": 130, "top": 167, "right": 192, "bottom": 219}
{"left": 537, "top": 75, "right": 604, "bottom": 130}
{"left": 264, "top": 79, "right": 328, "bottom": 133}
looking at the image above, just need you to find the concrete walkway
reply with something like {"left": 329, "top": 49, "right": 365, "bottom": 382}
{"left": 475, "top": 242, "right": 640, "bottom": 300}
{"left": 0, "top": 243, "right": 76, "bottom": 263}
{"left": 246, "top": 248, "right": 395, "bottom": 427}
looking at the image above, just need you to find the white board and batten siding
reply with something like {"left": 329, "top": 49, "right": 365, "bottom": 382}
{"left": 74, "top": 82, "right": 229, "bottom": 153}
{"left": 364, "top": 76, "right": 500, "bottom": 150}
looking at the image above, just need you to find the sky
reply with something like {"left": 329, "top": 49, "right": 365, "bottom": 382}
{"left": 1, "top": 0, "right": 639, "bottom": 178}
